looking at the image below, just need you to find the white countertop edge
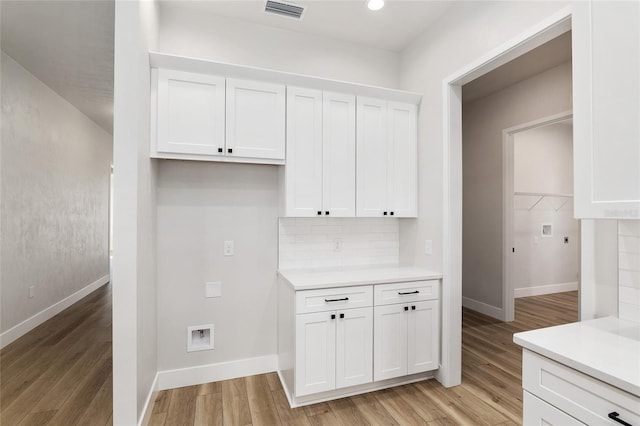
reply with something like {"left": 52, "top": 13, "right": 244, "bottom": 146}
{"left": 277, "top": 265, "right": 443, "bottom": 290}
{"left": 514, "top": 317, "right": 640, "bottom": 397}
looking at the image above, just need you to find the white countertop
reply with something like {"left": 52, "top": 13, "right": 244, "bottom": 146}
{"left": 514, "top": 316, "right": 640, "bottom": 397}
{"left": 278, "top": 265, "right": 442, "bottom": 290}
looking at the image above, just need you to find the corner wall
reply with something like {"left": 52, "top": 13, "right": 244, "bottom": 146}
{"left": 0, "top": 52, "right": 111, "bottom": 346}
{"left": 112, "top": 1, "right": 159, "bottom": 424}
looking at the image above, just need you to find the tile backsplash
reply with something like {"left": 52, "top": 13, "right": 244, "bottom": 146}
{"left": 278, "top": 218, "right": 399, "bottom": 270}
{"left": 619, "top": 220, "right": 640, "bottom": 323}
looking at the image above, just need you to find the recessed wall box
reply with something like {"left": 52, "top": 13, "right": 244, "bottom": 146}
{"left": 187, "top": 324, "right": 214, "bottom": 352}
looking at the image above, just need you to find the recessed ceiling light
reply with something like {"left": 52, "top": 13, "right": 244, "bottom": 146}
{"left": 367, "top": 0, "right": 384, "bottom": 11}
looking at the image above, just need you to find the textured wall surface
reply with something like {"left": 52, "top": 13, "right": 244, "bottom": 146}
{"left": 1, "top": 52, "right": 112, "bottom": 333}
{"left": 619, "top": 221, "right": 640, "bottom": 323}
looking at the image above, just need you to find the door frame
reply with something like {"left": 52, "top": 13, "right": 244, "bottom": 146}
{"left": 440, "top": 7, "right": 572, "bottom": 387}
{"left": 502, "top": 111, "right": 573, "bottom": 322}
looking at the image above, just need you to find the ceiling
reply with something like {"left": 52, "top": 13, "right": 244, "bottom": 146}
{"left": 463, "top": 31, "right": 573, "bottom": 104}
{"left": 1, "top": 0, "right": 115, "bottom": 133}
{"left": 163, "top": 0, "right": 453, "bottom": 52}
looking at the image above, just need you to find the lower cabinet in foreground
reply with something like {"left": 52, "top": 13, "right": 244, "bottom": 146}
{"left": 278, "top": 278, "right": 441, "bottom": 407}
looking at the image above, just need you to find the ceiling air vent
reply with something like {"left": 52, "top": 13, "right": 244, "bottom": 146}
{"left": 264, "top": 0, "right": 305, "bottom": 20}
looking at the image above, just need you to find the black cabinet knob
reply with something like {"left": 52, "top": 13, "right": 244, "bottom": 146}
{"left": 411, "top": 306, "right": 416, "bottom": 310}
{"left": 317, "top": 211, "right": 322, "bottom": 216}
{"left": 383, "top": 211, "right": 388, "bottom": 216}
{"left": 331, "top": 314, "right": 336, "bottom": 320}
{"left": 339, "top": 313, "right": 344, "bottom": 319}
{"left": 404, "top": 306, "right": 409, "bottom": 311}
{"left": 390, "top": 211, "right": 395, "bottom": 216}
{"left": 217, "top": 148, "right": 223, "bottom": 153}
{"left": 325, "top": 211, "right": 330, "bottom": 215}
{"left": 227, "top": 148, "right": 233, "bottom": 153}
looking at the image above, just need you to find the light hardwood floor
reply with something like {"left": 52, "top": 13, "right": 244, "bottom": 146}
{"left": 149, "top": 291, "right": 578, "bottom": 426}
{"left": 0, "top": 283, "right": 112, "bottom": 426}
{"left": 0, "top": 288, "right": 577, "bottom": 426}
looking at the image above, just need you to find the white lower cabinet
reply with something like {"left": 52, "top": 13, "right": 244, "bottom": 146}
{"left": 282, "top": 279, "right": 440, "bottom": 405}
{"left": 295, "top": 307, "right": 372, "bottom": 396}
{"left": 374, "top": 300, "right": 439, "bottom": 381}
{"left": 523, "top": 391, "right": 584, "bottom": 426}
{"left": 521, "top": 350, "right": 640, "bottom": 426}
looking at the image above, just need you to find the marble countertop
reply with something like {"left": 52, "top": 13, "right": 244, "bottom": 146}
{"left": 514, "top": 316, "right": 640, "bottom": 396}
{"left": 278, "top": 265, "right": 442, "bottom": 291}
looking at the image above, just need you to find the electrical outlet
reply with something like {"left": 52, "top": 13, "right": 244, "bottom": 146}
{"left": 333, "top": 238, "right": 342, "bottom": 252}
{"left": 224, "top": 240, "right": 234, "bottom": 256}
{"left": 28, "top": 286, "right": 35, "bottom": 299}
{"left": 424, "top": 240, "right": 432, "bottom": 255}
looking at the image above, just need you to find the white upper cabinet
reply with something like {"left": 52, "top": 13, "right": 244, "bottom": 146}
{"left": 285, "top": 87, "right": 323, "bottom": 217}
{"left": 357, "top": 98, "right": 417, "bottom": 217}
{"left": 573, "top": 1, "right": 640, "bottom": 219}
{"left": 322, "top": 92, "right": 356, "bottom": 217}
{"left": 226, "top": 78, "right": 286, "bottom": 160}
{"left": 156, "top": 69, "right": 225, "bottom": 156}
{"left": 285, "top": 88, "right": 356, "bottom": 217}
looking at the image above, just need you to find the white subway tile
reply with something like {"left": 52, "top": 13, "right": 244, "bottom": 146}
{"left": 619, "top": 235, "right": 640, "bottom": 255}
{"left": 620, "top": 269, "right": 640, "bottom": 289}
{"left": 620, "top": 286, "right": 640, "bottom": 306}
{"left": 619, "top": 302, "right": 640, "bottom": 323}
{"left": 619, "top": 252, "right": 640, "bottom": 271}
{"left": 619, "top": 220, "right": 640, "bottom": 236}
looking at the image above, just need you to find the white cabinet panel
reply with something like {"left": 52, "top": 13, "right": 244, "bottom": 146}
{"left": 295, "top": 312, "right": 336, "bottom": 396}
{"left": 323, "top": 92, "right": 356, "bottom": 217}
{"left": 374, "top": 304, "right": 408, "bottom": 381}
{"left": 295, "top": 285, "right": 373, "bottom": 314}
{"left": 285, "top": 87, "right": 323, "bottom": 217}
{"left": 357, "top": 97, "right": 389, "bottom": 217}
{"left": 226, "top": 78, "right": 285, "bottom": 160}
{"left": 573, "top": 1, "right": 640, "bottom": 218}
{"left": 357, "top": 98, "right": 418, "bottom": 217}
{"left": 407, "top": 300, "right": 439, "bottom": 374}
{"left": 156, "top": 69, "right": 225, "bottom": 155}
{"left": 387, "top": 102, "right": 417, "bottom": 217}
{"left": 335, "top": 307, "right": 373, "bottom": 389}
{"left": 523, "top": 391, "right": 585, "bottom": 426}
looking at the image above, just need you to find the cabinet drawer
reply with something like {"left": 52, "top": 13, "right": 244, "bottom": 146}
{"left": 523, "top": 391, "right": 585, "bottom": 426}
{"left": 523, "top": 350, "right": 640, "bottom": 426}
{"left": 296, "top": 286, "right": 373, "bottom": 314}
{"left": 374, "top": 280, "right": 439, "bottom": 306}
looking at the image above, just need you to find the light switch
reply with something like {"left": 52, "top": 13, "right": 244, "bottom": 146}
{"left": 206, "top": 281, "right": 222, "bottom": 298}
{"left": 424, "top": 240, "right": 432, "bottom": 255}
{"left": 224, "top": 240, "right": 234, "bottom": 256}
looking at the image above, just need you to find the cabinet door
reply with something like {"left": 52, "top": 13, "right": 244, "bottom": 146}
{"left": 407, "top": 300, "right": 439, "bottom": 375}
{"left": 387, "top": 102, "right": 417, "bottom": 217}
{"left": 295, "top": 312, "right": 336, "bottom": 396}
{"left": 323, "top": 92, "right": 356, "bottom": 217}
{"left": 226, "top": 78, "right": 285, "bottom": 160}
{"left": 156, "top": 69, "right": 225, "bottom": 155}
{"left": 523, "top": 391, "right": 585, "bottom": 426}
{"left": 357, "top": 97, "right": 388, "bottom": 217}
{"left": 286, "top": 87, "right": 323, "bottom": 217}
{"left": 373, "top": 304, "right": 407, "bottom": 381}
{"left": 335, "top": 307, "right": 373, "bottom": 389}
{"left": 573, "top": 1, "right": 640, "bottom": 218}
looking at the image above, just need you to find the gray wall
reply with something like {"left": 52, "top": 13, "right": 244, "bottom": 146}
{"left": 461, "top": 61, "right": 572, "bottom": 311}
{"left": 1, "top": 52, "right": 111, "bottom": 335}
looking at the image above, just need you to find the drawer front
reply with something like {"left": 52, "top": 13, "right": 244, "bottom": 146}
{"left": 523, "top": 391, "right": 585, "bottom": 426}
{"left": 374, "top": 280, "right": 439, "bottom": 306}
{"left": 523, "top": 350, "right": 640, "bottom": 426}
{"left": 296, "top": 286, "right": 373, "bottom": 314}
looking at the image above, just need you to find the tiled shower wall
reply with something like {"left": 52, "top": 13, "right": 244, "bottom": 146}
{"left": 278, "top": 218, "right": 399, "bottom": 270}
{"left": 619, "top": 220, "right": 640, "bottom": 323}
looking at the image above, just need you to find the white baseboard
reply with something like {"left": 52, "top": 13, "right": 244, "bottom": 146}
{"left": 139, "top": 373, "right": 159, "bottom": 426}
{"left": 156, "top": 354, "right": 278, "bottom": 391}
{"left": 462, "top": 296, "right": 504, "bottom": 320}
{"left": 514, "top": 281, "right": 578, "bottom": 298}
{"left": 0, "top": 274, "right": 110, "bottom": 349}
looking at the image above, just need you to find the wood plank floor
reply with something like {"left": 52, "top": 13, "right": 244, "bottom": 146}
{"left": 149, "top": 291, "right": 578, "bottom": 426}
{"left": 0, "top": 288, "right": 577, "bottom": 425}
{"left": 0, "top": 283, "right": 113, "bottom": 426}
